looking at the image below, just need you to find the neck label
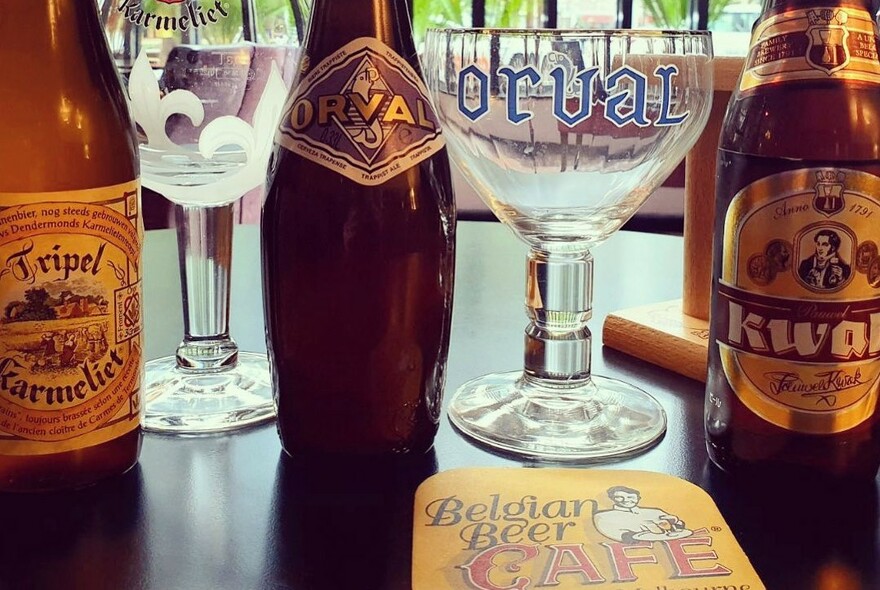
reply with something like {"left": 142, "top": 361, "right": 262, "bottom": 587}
{"left": 740, "top": 6, "right": 880, "bottom": 93}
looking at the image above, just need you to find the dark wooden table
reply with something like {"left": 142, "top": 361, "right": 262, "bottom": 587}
{"left": 1, "top": 222, "right": 877, "bottom": 590}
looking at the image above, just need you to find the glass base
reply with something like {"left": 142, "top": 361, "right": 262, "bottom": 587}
{"left": 144, "top": 351, "right": 275, "bottom": 434}
{"left": 448, "top": 371, "right": 666, "bottom": 461}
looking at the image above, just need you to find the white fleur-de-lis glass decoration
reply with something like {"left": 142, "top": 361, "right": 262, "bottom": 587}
{"left": 101, "top": 0, "right": 307, "bottom": 433}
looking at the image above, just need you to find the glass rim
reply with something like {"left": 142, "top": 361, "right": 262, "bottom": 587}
{"left": 425, "top": 27, "right": 713, "bottom": 38}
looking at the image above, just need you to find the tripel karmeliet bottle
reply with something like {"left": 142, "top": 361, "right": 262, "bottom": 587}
{"left": 0, "top": 0, "right": 143, "bottom": 491}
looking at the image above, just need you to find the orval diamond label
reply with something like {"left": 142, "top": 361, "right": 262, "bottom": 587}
{"left": 277, "top": 37, "right": 445, "bottom": 186}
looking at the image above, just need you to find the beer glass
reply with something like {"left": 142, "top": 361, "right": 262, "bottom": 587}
{"left": 101, "top": 0, "right": 307, "bottom": 432}
{"left": 423, "top": 29, "right": 713, "bottom": 460}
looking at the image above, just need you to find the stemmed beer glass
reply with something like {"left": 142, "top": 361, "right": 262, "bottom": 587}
{"left": 423, "top": 29, "right": 713, "bottom": 460}
{"left": 102, "top": 0, "right": 306, "bottom": 432}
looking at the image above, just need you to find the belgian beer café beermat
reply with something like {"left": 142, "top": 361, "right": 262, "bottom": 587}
{"left": 412, "top": 468, "right": 764, "bottom": 590}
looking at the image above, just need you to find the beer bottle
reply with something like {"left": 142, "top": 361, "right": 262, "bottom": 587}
{"left": 262, "top": 0, "right": 456, "bottom": 454}
{"left": 0, "top": 0, "right": 143, "bottom": 491}
{"left": 706, "top": 0, "right": 880, "bottom": 478}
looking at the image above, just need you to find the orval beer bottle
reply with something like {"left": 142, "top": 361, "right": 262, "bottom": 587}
{"left": 706, "top": 0, "right": 880, "bottom": 478}
{"left": 0, "top": 0, "right": 143, "bottom": 491}
{"left": 262, "top": 0, "right": 456, "bottom": 454}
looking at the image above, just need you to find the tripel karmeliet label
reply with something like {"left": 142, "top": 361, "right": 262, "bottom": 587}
{"left": 0, "top": 181, "right": 142, "bottom": 455}
{"left": 276, "top": 37, "right": 445, "bottom": 186}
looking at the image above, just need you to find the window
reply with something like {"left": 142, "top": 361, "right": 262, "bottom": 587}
{"left": 412, "top": 0, "right": 760, "bottom": 55}
{"left": 711, "top": 2, "right": 761, "bottom": 56}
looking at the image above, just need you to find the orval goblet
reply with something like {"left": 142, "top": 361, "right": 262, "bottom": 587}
{"left": 101, "top": 0, "right": 306, "bottom": 432}
{"left": 423, "top": 29, "right": 713, "bottom": 460}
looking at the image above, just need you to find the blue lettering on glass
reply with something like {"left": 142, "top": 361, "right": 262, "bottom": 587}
{"left": 498, "top": 66, "right": 541, "bottom": 124}
{"left": 454, "top": 63, "right": 690, "bottom": 128}
{"left": 604, "top": 66, "right": 650, "bottom": 128}
{"left": 654, "top": 65, "right": 689, "bottom": 126}
{"left": 457, "top": 65, "right": 489, "bottom": 122}
{"left": 550, "top": 66, "right": 601, "bottom": 127}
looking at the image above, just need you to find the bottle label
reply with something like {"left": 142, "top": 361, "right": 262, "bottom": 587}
{"left": 0, "top": 181, "right": 143, "bottom": 455}
{"left": 276, "top": 37, "right": 445, "bottom": 186}
{"left": 717, "top": 168, "right": 880, "bottom": 434}
{"left": 739, "top": 6, "right": 880, "bottom": 93}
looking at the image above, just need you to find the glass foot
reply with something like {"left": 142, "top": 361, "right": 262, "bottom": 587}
{"left": 448, "top": 371, "right": 666, "bottom": 461}
{"left": 144, "top": 351, "right": 275, "bottom": 434}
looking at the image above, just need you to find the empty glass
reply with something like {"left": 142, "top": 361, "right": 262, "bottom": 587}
{"left": 423, "top": 28, "right": 713, "bottom": 460}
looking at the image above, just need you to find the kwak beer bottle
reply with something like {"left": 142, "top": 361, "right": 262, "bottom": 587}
{"left": 262, "top": 0, "right": 456, "bottom": 455}
{"left": 0, "top": 1, "right": 143, "bottom": 491}
{"left": 706, "top": 0, "right": 880, "bottom": 478}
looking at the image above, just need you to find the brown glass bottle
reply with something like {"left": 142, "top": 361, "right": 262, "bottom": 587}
{"left": 706, "top": 0, "right": 880, "bottom": 479}
{"left": 0, "top": 0, "right": 142, "bottom": 491}
{"left": 261, "top": 0, "right": 456, "bottom": 455}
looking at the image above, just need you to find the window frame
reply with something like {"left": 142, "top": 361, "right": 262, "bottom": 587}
{"left": 468, "top": 0, "right": 710, "bottom": 29}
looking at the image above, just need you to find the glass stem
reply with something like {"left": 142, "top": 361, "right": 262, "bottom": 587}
{"left": 524, "top": 248, "right": 593, "bottom": 383}
{"left": 174, "top": 203, "right": 239, "bottom": 372}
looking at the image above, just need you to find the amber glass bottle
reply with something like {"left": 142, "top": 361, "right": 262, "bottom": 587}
{"left": 0, "top": 0, "right": 142, "bottom": 491}
{"left": 706, "top": 0, "right": 880, "bottom": 478}
{"left": 262, "top": 0, "right": 456, "bottom": 455}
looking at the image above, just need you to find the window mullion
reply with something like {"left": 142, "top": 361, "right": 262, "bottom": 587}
{"left": 241, "top": 0, "right": 258, "bottom": 42}
{"left": 546, "top": 0, "right": 558, "bottom": 28}
{"left": 692, "top": 0, "right": 710, "bottom": 29}
{"left": 473, "top": 0, "right": 486, "bottom": 27}
{"left": 617, "top": 0, "right": 634, "bottom": 28}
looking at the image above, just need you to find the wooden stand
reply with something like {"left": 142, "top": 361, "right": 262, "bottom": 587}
{"left": 602, "top": 57, "right": 744, "bottom": 383}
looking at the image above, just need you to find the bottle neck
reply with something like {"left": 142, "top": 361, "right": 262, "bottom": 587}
{"left": 4, "top": 0, "right": 112, "bottom": 75}
{"left": 304, "top": 0, "right": 417, "bottom": 60}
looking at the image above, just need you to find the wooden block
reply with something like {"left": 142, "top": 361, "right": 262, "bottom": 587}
{"left": 682, "top": 57, "right": 745, "bottom": 322}
{"left": 712, "top": 56, "right": 746, "bottom": 92}
{"left": 683, "top": 92, "right": 728, "bottom": 320}
{"left": 602, "top": 299, "right": 709, "bottom": 383}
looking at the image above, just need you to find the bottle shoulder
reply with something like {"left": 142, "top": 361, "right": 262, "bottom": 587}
{"left": 0, "top": 72, "right": 138, "bottom": 191}
{"left": 0, "top": 5, "right": 138, "bottom": 191}
{"left": 721, "top": 83, "right": 880, "bottom": 161}
{"left": 301, "top": 0, "right": 418, "bottom": 65}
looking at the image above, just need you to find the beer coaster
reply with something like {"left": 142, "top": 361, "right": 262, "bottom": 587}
{"left": 413, "top": 468, "right": 764, "bottom": 590}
